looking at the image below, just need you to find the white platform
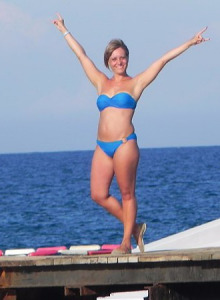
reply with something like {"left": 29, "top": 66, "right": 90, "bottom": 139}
{"left": 97, "top": 290, "right": 148, "bottom": 300}
{"left": 133, "top": 218, "right": 220, "bottom": 253}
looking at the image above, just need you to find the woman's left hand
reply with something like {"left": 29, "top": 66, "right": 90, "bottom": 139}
{"left": 191, "top": 27, "right": 210, "bottom": 45}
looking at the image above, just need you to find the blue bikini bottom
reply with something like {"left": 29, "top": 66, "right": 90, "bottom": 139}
{"left": 97, "top": 132, "right": 137, "bottom": 158}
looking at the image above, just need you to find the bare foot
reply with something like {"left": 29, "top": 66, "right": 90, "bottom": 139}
{"left": 111, "top": 245, "right": 131, "bottom": 255}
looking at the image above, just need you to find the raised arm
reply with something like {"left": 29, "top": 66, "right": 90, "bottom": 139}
{"left": 134, "top": 27, "right": 209, "bottom": 96}
{"left": 53, "top": 13, "right": 106, "bottom": 89}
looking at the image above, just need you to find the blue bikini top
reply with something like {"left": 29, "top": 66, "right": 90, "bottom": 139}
{"left": 97, "top": 92, "right": 137, "bottom": 112}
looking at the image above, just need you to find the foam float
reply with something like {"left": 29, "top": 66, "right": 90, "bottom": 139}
{"left": 101, "top": 244, "right": 120, "bottom": 250}
{"left": 59, "top": 245, "right": 120, "bottom": 256}
{"left": 88, "top": 244, "right": 121, "bottom": 255}
{"left": 88, "top": 249, "right": 113, "bottom": 255}
{"left": 58, "top": 249, "right": 88, "bottom": 255}
{"left": 60, "top": 244, "right": 101, "bottom": 255}
{"left": 29, "top": 246, "right": 66, "bottom": 256}
{"left": 69, "top": 244, "right": 101, "bottom": 251}
{"left": 5, "top": 248, "right": 35, "bottom": 256}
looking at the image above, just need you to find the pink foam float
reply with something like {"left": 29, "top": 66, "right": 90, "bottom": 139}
{"left": 101, "top": 244, "right": 121, "bottom": 250}
{"left": 88, "top": 245, "right": 122, "bottom": 255}
{"left": 28, "top": 246, "right": 66, "bottom": 256}
{"left": 88, "top": 249, "right": 113, "bottom": 255}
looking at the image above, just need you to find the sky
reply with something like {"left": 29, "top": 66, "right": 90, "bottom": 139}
{"left": 0, "top": 0, "right": 219, "bottom": 154}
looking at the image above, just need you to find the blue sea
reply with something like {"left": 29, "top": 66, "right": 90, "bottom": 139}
{"left": 0, "top": 146, "right": 219, "bottom": 251}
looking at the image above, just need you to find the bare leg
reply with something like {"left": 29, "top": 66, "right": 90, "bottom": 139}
{"left": 91, "top": 143, "right": 146, "bottom": 252}
{"left": 113, "top": 139, "right": 140, "bottom": 252}
{"left": 90, "top": 146, "right": 124, "bottom": 222}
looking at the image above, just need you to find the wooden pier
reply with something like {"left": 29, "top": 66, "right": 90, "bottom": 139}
{"left": 1, "top": 247, "right": 220, "bottom": 300}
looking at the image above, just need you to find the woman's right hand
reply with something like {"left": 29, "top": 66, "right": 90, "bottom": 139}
{"left": 53, "top": 13, "right": 67, "bottom": 34}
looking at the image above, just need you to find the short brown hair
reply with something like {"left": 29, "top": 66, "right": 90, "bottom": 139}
{"left": 104, "top": 39, "right": 129, "bottom": 69}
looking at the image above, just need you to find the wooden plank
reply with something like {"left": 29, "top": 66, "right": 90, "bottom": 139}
{"left": 1, "top": 248, "right": 220, "bottom": 289}
{"left": 1, "top": 259, "right": 220, "bottom": 289}
{"left": 1, "top": 248, "right": 220, "bottom": 268}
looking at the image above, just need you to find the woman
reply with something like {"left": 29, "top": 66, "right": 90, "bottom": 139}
{"left": 53, "top": 14, "right": 209, "bottom": 254}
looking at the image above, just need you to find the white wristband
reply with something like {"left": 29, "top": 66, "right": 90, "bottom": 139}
{"left": 63, "top": 31, "right": 70, "bottom": 37}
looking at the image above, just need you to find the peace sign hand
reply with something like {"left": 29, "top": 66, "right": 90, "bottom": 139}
{"left": 53, "top": 13, "right": 67, "bottom": 34}
{"left": 191, "top": 27, "right": 210, "bottom": 45}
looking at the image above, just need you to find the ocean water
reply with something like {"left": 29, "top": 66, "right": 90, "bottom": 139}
{"left": 0, "top": 146, "right": 219, "bottom": 251}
